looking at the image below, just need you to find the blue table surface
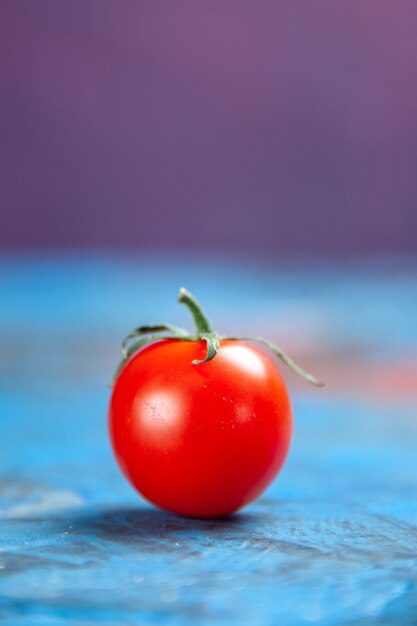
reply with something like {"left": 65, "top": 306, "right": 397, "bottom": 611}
{"left": 1, "top": 254, "right": 417, "bottom": 626}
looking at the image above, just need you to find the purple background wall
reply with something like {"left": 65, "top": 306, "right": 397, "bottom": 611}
{"left": 1, "top": 1, "right": 417, "bottom": 256}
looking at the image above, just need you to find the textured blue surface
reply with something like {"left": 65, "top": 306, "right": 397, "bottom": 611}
{"left": 1, "top": 254, "right": 417, "bottom": 625}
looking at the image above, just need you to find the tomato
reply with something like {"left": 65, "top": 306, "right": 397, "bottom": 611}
{"left": 109, "top": 338, "right": 292, "bottom": 518}
{"left": 108, "top": 288, "right": 322, "bottom": 518}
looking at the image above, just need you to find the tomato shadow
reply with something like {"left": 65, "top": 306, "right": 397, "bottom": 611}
{"left": 70, "top": 505, "right": 262, "bottom": 550}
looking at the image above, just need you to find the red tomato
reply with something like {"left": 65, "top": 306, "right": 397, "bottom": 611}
{"left": 109, "top": 338, "right": 292, "bottom": 518}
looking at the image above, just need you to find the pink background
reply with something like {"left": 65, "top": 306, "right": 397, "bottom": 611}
{"left": 1, "top": 1, "right": 417, "bottom": 255}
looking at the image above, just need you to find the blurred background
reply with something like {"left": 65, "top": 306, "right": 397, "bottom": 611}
{"left": 2, "top": 1, "right": 417, "bottom": 255}
{"left": 1, "top": 2, "right": 417, "bottom": 625}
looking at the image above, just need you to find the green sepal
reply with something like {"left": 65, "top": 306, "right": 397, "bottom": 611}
{"left": 114, "top": 332, "right": 179, "bottom": 383}
{"left": 121, "top": 324, "right": 191, "bottom": 357}
{"left": 222, "top": 336, "right": 324, "bottom": 387}
{"left": 192, "top": 332, "right": 220, "bottom": 365}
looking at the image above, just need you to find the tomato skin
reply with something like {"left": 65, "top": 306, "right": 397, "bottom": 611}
{"left": 109, "top": 339, "right": 292, "bottom": 518}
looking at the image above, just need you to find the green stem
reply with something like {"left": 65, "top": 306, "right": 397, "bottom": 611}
{"left": 113, "top": 288, "right": 324, "bottom": 389}
{"left": 178, "top": 287, "right": 213, "bottom": 335}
